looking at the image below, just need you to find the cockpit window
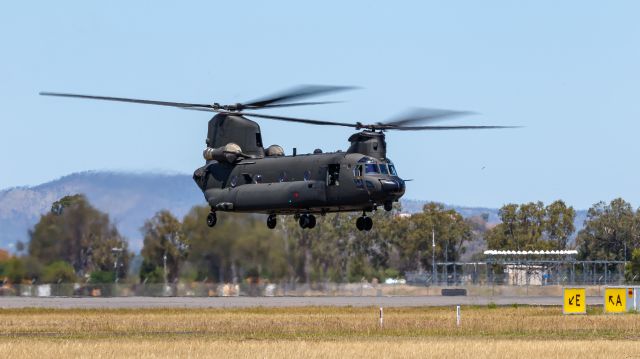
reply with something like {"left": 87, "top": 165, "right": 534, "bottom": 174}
{"left": 386, "top": 159, "right": 398, "bottom": 176}
{"left": 379, "top": 164, "right": 389, "bottom": 175}
{"left": 365, "top": 163, "right": 379, "bottom": 174}
{"left": 388, "top": 164, "right": 397, "bottom": 176}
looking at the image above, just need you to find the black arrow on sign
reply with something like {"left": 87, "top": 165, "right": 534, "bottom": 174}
{"left": 569, "top": 296, "right": 575, "bottom": 305}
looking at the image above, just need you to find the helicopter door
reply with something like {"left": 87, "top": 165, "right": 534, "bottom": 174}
{"left": 327, "top": 164, "right": 340, "bottom": 186}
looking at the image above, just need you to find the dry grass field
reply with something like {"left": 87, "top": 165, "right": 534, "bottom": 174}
{"left": 0, "top": 306, "right": 639, "bottom": 358}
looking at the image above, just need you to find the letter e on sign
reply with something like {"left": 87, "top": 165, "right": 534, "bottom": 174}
{"left": 563, "top": 288, "right": 586, "bottom": 314}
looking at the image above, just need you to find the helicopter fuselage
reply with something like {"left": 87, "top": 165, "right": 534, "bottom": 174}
{"left": 194, "top": 151, "right": 405, "bottom": 215}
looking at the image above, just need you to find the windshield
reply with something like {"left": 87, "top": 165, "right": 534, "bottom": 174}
{"left": 379, "top": 164, "right": 389, "bottom": 175}
{"left": 365, "top": 163, "right": 379, "bottom": 174}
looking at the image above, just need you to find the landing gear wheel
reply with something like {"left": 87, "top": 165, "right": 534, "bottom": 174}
{"left": 267, "top": 214, "right": 277, "bottom": 229}
{"left": 356, "top": 216, "right": 365, "bottom": 231}
{"left": 307, "top": 215, "right": 316, "bottom": 229}
{"left": 206, "top": 212, "right": 217, "bottom": 228}
{"left": 298, "top": 214, "right": 316, "bottom": 229}
{"left": 299, "top": 214, "right": 309, "bottom": 229}
{"left": 363, "top": 216, "right": 373, "bottom": 231}
{"left": 384, "top": 202, "right": 393, "bottom": 212}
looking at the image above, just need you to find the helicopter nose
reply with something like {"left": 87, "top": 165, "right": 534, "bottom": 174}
{"left": 380, "top": 178, "right": 405, "bottom": 193}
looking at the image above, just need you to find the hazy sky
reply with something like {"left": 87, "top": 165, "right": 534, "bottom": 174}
{"left": 1, "top": 1, "right": 638, "bottom": 209}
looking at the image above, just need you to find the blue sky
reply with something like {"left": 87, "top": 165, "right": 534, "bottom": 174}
{"left": 1, "top": 1, "right": 638, "bottom": 209}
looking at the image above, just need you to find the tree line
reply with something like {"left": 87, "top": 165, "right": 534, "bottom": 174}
{"left": 1, "top": 195, "right": 639, "bottom": 284}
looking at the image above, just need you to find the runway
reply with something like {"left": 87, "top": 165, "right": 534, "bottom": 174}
{"left": 0, "top": 295, "right": 601, "bottom": 309}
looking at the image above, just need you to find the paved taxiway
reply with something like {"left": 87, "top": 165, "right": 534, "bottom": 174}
{"left": 0, "top": 296, "right": 601, "bottom": 309}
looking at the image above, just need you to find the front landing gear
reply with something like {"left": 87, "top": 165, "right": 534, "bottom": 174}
{"left": 267, "top": 214, "right": 277, "bottom": 229}
{"left": 356, "top": 214, "right": 373, "bottom": 231}
{"left": 206, "top": 211, "right": 217, "bottom": 227}
{"left": 298, "top": 214, "right": 316, "bottom": 229}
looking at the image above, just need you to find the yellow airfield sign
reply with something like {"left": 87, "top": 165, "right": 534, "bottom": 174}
{"left": 563, "top": 287, "right": 586, "bottom": 314}
{"left": 604, "top": 287, "right": 629, "bottom": 313}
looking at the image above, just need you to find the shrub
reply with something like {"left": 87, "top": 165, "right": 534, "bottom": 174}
{"left": 42, "top": 261, "right": 77, "bottom": 283}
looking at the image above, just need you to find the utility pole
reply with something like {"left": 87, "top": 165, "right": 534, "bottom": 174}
{"left": 163, "top": 251, "right": 168, "bottom": 285}
{"left": 111, "top": 247, "right": 123, "bottom": 284}
{"left": 432, "top": 228, "right": 436, "bottom": 285}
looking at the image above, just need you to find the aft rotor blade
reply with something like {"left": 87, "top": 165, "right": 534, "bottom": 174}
{"left": 383, "top": 107, "right": 475, "bottom": 127}
{"left": 237, "top": 112, "right": 356, "bottom": 128}
{"left": 40, "top": 92, "right": 214, "bottom": 109}
{"left": 243, "top": 85, "right": 358, "bottom": 108}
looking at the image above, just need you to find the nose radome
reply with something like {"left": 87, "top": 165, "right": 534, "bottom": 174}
{"left": 380, "top": 179, "right": 401, "bottom": 193}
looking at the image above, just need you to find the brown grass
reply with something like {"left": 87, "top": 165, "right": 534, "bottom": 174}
{"left": 1, "top": 339, "right": 639, "bottom": 359}
{"left": 0, "top": 306, "right": 638, "bottom": 358}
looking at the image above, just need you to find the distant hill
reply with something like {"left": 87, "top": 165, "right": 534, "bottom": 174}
{"left": 0, "top": 171, "right": 588, "bottom": 252}
{"left": 0, "top": 172, "right": 204, "bottom": 252}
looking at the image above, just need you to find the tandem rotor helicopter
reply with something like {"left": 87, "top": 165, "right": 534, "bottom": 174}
{"left": 41, "top": 86, "right": 515, "bottom": 231}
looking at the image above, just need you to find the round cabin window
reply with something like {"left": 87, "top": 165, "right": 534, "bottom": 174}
{"left": 303, "top": 170, "right": 311, "bottom": 181}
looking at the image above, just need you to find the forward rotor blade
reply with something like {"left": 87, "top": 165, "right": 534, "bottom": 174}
{"left": 383, "top": 107, "right": 475, "bottom": 127}
{"left": 244, "top": 101, "right": 342, "bottom": 109}
{"left": 389, "top": 125, "right": 520, "bottom": 131}
{"left": 40, "top": 92, "right": 213, "bottom": 109}
{"left": 243, "top": 85, "right": 358, "bottom": 108}
{"left": 236, "top": 112, "right": 356, "bottom": 128}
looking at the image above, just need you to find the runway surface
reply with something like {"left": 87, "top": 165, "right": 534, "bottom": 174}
{"left": 0, "top": 295, "right": 601, "bottom": 309}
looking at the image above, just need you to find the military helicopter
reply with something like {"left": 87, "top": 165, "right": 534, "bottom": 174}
{"left": 40, "top": 86, "right": 514, "bottom": 231}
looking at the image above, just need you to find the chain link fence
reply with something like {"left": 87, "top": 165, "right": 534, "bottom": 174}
{"left": 0, "top": 260, "right": 631, "bottom": 298}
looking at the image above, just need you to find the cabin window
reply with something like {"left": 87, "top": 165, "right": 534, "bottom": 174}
{"left": 254, "top": 174, "right": 263, "bottom": 183}
{"left": 279, "top": 171, "right": 288, "bottom": 182}
{"left": 379, "top": 164, "right": 389, "bottom": 175}
{"left": 230, "top": 175, "right": 238, "bottom": 188}
{"left": 327, "top": 164, "right": 340, "bottom": 186}
{"left": 303, "top": 170, "right": 311, "bottom": 181}
{"left": 354, "top": 165, "right": 363, "bottom": 178}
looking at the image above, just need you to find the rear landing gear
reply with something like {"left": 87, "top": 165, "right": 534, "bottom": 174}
{"left": 298, "top": 214, "right": 316, "bottom": 229}
{"left": 356, "top": 214, "right": 373, "bottom": 231}
{"left": 267, "top": 214, "right": 277, "bottom": 229}
{"left": 206, "top": 211, "right": 217, "bottom": 227}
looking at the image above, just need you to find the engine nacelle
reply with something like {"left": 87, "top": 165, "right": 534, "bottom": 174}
{"left": 203, "top": 143, "right": 246, "bottom": 163}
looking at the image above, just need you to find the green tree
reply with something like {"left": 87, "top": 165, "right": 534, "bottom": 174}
{"left": 3, "top": 258, "right": 26, "bottom": 284}
{"left": 576, "top": 198, "right": 639, "bottom": 261}
{"left": 42, "top": 261, "right": 77, "bottom": 283}
{"left": 396, "top": 202, "right": 472, "bottom": 273}
{"left": 625, "top": 248, "right": 640, "bottom": 283}
{"left": 182, "top": 207, "right": 286, "bottom": 283}
{"left": 544, "top": 200, "right": 576, "bottom": 249}
{"left": 486, "top": 200, "right": 575, "bottom": 250}
{"left": 140, "top": 210, "right": 187, "bottom": 283}
{"left": 28, "top": 194, "right": 131, "bottom": 277}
